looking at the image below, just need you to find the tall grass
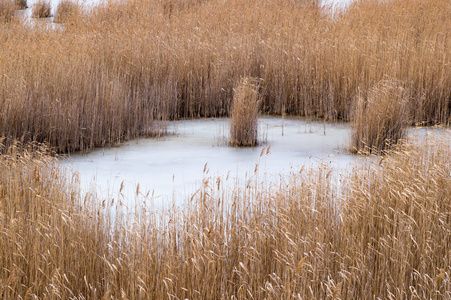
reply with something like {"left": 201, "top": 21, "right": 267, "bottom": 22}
{"left": 0, "top": 0, "right": 449, "bottom": 152}
{"left": 1, "top": 135, "right": 449, "bottom": 298}
{"left": 0, "top": 142, "right": 110, "bottom": 298}
{"left": 230, "top": 77, "right": 260, "bottom": 147}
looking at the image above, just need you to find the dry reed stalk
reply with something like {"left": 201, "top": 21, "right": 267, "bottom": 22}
{"left": 53, "top": 0, "right": 80, "bottom": 23}
{"left": 32, "top": 0, "right": 51, "bottom": 18}
{"left": 350, "top": 79, "right": 410, "bottom": 154}
{"left": 230, "top": 77, "right": 260, "bottom": 147}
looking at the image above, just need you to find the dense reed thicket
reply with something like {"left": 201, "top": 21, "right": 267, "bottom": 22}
{"left": 0, "top": 0, "right": 449, "bottom": 152}
{"left": 1, "top": 135, "right": 449, "bottom": 298}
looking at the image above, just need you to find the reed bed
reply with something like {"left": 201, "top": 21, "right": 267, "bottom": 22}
{"left": 0, "top": 135, "right": 450, "bottom": 298}
{"left": 0, "top": 0, "right": 449, "bottom": 152}
{"left": 230, "top": 77, "right": 260, "bottom": 147}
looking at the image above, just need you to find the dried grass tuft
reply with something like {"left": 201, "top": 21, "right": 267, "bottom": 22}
{"left": 14, "top": 0, "right": 26, "bottom": 9}
{"left": 230, "top": 77, "right": 260, "bottom": 147}
{"left": 32, "top": 0, "right": 51, "bottom": 18}
{"left": 0, "top": 0, "right": 14, "bottom": 22}
{"left": 53, "top": 0, "right": 80, "bottom": 23}
{"left": 351, "top": 80, "right": 410, "bottom": 154}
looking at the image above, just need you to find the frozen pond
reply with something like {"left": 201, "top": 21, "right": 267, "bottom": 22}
{"left": 62, "top": 117, "right": 449, "bottom": 209}
{"left": 14, "top": 0, "right": 102, "bottom": 23}
{"left": 63, "top": 117, "right": 355, "bottom": 207}
{"left": 14, "top": 0, "right": 355, "bottom": 24}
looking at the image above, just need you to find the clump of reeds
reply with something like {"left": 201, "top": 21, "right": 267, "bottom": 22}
{"left": 162, "top": 0, "right": 204, "bottom": 16}
{"left": 32, "top": 0, "right": 51, "bottom": 18}
{"left": 351, "top": 80, "right": 410, "bottom": 154}
{"left": 53, "top": 0, "right": 80, "bottom": 23}
{"left": 14, "top": 0, "right": 26, "bottom": 9}
{"left": 0, "top": 0, "right": 14, "bottom": 22}
{"left": 230, "top": 77, "right": 260, "bottom": 147}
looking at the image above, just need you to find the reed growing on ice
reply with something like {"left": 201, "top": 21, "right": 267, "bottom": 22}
{"left": 351, "top": 79, "right": 410, "bottom": 154}
{"left": 0, "top": 0, "right": 14, "bottom": 22}
{"left": 53, "top": 0, "right": 80, "bottom": 23}
{"left": 32, "top": 0, "right": 51, "bottom": 18}
{"left": 14, "top": 0, "right": 26, "bottom": 9}
{"left": 230, "top": 77, "right": 260, "bottom": 147}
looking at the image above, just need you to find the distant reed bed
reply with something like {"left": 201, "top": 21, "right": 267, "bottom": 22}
{"left": 0, "top": 0, "right": 449, "bottom": 152}
{"left": 1, "top": 135, "right": 449, "bottom": 298}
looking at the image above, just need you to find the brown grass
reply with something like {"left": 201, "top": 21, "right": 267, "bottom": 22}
{"left": 53, "top": 0, "right": 80, "bottom": 23}
{"left": 0, "top": 135, "right": 449, "bottom": 298}
{"left": 32, "top": 0, "right": 51, "bottom": 18}
{"left": 351, "top": 79, "right": 410, "bottom": 154}
{"left": 230, "top": 77, "right": 260, "bottom": 147}
{"left": 0, "top": 0, "right": 14, "bottom": 22}
{"left": 0, "top": 0, "right": 449, "bottom": 153}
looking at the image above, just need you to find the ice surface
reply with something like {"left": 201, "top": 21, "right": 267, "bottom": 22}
{"left": 61, "top": 117, "right": 450, "bottom": 209}
{"left": 62, "top": 117, "right": 355, "bottom": 207}
{"left": 14, "top": 0, "right": 104, "bottom": 24}
{"left": 14, "top": 0, "right": 355, "bottom": 25}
